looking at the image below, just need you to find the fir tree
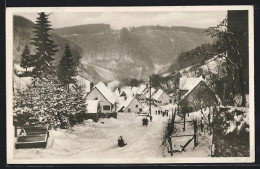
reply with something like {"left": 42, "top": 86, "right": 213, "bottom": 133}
{"left": 20, "top": 44, "right": 31, "bottom": 73}
{"left": 31, "top": 12, "right": 58, "bottom": 74}
{"left": 13, "top": 70, "right": 86, "bottom": 129}
{"left": 57, "top": 44, "right": 78, "bottom": 91}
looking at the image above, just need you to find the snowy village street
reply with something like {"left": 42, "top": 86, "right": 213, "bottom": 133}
{"left": 14, "top": 108, "right": 170, "bottom": 159}
{"left": 9, "top": 9, "right": 253, "bottom": 164}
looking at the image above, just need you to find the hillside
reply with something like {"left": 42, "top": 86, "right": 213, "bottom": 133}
{"left": 13, "top": 15, "right": 102, "bottom": 83}
{"left": 13, "top": 15, "right": 214, "bottom": 83}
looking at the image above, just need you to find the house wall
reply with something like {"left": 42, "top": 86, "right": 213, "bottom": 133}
{"left": 155, "top": 92, "right": 172, "bottom": 106}
{"left": 123, "top": 98, "right": 144, "bottom": 113}
{"left": 86, "top": 88, "right": 114, "bottom": 113}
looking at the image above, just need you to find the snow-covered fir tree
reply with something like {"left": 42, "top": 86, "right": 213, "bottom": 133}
{"left": 13, "top": 68, "right": 86, "bottom": 129}
{"left": 57, "top": 44, "right": 78, "bottom": 91}
{"left": 30, "top": 12, "right": 58, "bottom": 74}
{"left": 20, "top": 44, "right": 32, "bottom": 73}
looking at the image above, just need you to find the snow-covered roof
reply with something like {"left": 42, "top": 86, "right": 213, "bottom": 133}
{"left": 107, "top": 80, "right": 120, "bottom": 91}
{"left": 162, "top": 72, "right": 171, "bottom": 77}
{"left": 136, "top": 84, "right": 147, "bottom": 94}
{"left": 13, "top": 75, "right": 33, "bottom": 91}
{"left": 86, "top": 100, "right": 99, "bottom": 113}
{"left": 117, "top": 97, "right": 144, "bottom": 111}
{"left": 120, "top": 87, "right": 133, "bottom": 97}
{"left": 95, "top": 81, "right": 116, "bottom": 104}
{"left": 179, "top": 77, "right": 204, "bottom": 91}
{"left": 180, "top": 80, "right": 218, "bottom": 102}
{"left": 145, "top": 88, "right": 156, "bottom": 98}
{"left": 131, "top": 87, "right": 138, "bottom": 95}
{"left": 153, "top": 89, "right": 164, "bottom": 101}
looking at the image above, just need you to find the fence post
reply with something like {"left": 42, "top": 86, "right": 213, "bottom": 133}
{"left": 201, "top": 118, "right": 203, "bottom": 132}
{"left": 194, "top": 120, "right": 197, "bottom": 147}
{"left": 15, "top": 125, "right": 17, "bottom": 137}
{"left": 183, "top": 113, "right": 186, "bottom": 131}
{"left": 168, "top": 136, "right": 173, "bottom": 156}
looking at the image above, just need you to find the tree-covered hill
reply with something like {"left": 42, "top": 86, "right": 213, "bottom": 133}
{"left": 13, "top": 15, "right": 214, "bottom": 83}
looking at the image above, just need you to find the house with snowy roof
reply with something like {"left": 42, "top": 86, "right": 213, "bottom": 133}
{"left": 117, "top": 97, "right": 145, "bottom": 113}
{"left": 85, "top": 100, "right": 101, "bottom": 122}
{"left": 153, "top": 89, "right": 172, "bottom": 107}
{"left": 84, "top": 81, "right": 117, "bottom": 113}
{"left": 120, "top": 86, "right": 134, "bottom": 98}
{"left": 145, "top": 87, "right": 157, "bottom": 104}
{"left": 136, "top": 84, "right": 148, "bottom": 95}
{"left": 179, "top": 77, "right": 219, "bottom": 113}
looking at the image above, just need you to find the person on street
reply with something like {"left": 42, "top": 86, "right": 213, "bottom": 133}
{"left": 150, "top": 115, "right": 153, "bottom": 122}
{"left": 118, "top": 136, "right": 126, "bottom": 147}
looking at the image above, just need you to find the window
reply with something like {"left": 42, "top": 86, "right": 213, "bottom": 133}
{"left": 139, "top": 108, "right": 142, "bottom": 112}
{"left": 128, "top": 109, "right": 131, "bottom": 112}
{"left": 136, "top": 105, "right": 138, "bottom": 108}
{"left": 103, "top": 105, "right": 110, "bottom": 110}
{"left": 94, "top": 97, "right": 98, "bottom": 100}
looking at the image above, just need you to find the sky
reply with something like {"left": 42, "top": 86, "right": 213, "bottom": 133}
{"left": 17, "top": 11, "right": 227, "bottom": 29}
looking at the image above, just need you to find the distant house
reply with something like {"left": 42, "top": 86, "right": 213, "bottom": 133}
{"left": 145, "top": 87, "right": 156, "bottom": 103}
{"left": 84, "top": 81, "right": 117, "bottom": 113}
{"left": 136, "top": 84, "right": 148, "bottom": 96}
{"left": 138, "top": 85, "right": 152, "bottom": 103}
{"left": 120, "top": 86, "right": 134, "bottom": 100}
{"left": 179, "top": 78, "right": 218, "bottom": 113}
{"left": 85, "top": 100, "right": 101, "bottom": 122}
{"left": 117, "top": 97, "right": 145, "bottom": 113}
{"left": 153, "top": 89, "right": 172, "bottom": 106}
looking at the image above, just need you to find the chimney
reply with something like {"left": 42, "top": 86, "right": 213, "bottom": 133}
{"left": 90, "top": 82, "right": 94, "bottom": 90}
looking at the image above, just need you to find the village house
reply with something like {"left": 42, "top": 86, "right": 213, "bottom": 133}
{"left": 153, "top": 89, "right": 172, "bottom": 107}
{"left": 84, "top": 81, "right": 117, "bottom": 113}
{"left": 117, "top": 96, "right": 145, "bottom": 113}
{"left": 119, "top": 86, "right": 134, "bottom": 100}
{"left": 179, "top": 77, "right": 219, "bottom": 113}
{"left": 145, "top": 87, "right": 156, "bottom": 103}
{"left": 85, "top": 100, "right": 101, "bottom": 122}
{"left": 136, "top": 84, "right": 147, "bottom": 96}
{"left": 138, "top": 85, "right": 152, "bottom": 103}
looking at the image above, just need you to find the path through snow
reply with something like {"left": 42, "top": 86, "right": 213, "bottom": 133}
{"left": 14, "top": 111, "right": 168, "bottom": 159}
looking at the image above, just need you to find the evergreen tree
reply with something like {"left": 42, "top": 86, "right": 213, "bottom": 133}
{"left": 57, "top": 44, "right": 78, "bottom": 91}
{"left": 31, "top": 12, "right": 58, "bottom": 74}
{"left": 20, "top": 44, "right": 31, "bottom": 73}
{"left": 13, "top": 70, "right": 86, "bottom": 129}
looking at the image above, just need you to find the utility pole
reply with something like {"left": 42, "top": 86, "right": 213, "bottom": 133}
{"left": 149, "top": 75, "right": 152, "bottom": 116}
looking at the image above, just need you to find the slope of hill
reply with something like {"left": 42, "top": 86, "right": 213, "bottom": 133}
{"left": 13, "top": 15, "right": 103, "bottom": 83}
{"left": 13, "top": 15, "right": 214, "bottom": 83}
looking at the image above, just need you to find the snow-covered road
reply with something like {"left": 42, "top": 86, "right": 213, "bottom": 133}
{"left": 14, "top": 110, "right": 169, "bottom": 159}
